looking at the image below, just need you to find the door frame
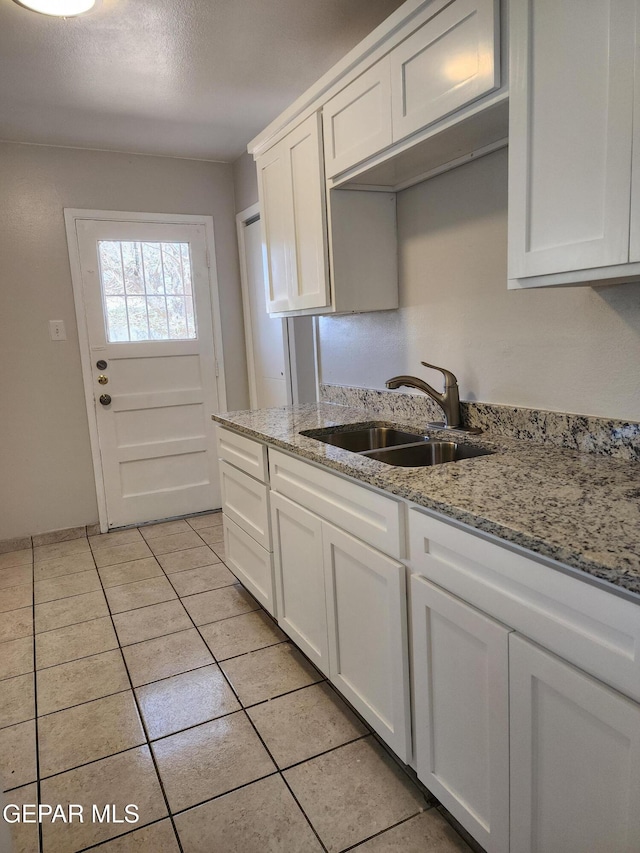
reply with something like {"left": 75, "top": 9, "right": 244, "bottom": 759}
{"left": 236, "top": 202, "right": 295, "bottom": 407}
{"left": 64, "top": 208, "right": 228, "bottom": 533}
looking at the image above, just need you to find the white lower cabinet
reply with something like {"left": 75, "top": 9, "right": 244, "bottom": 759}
{"left": 411, "top": 575, "right": 510, "bottom": 853}
{"left": 217, "top": 432, "right": 640, "bottom": 853}
{"left": 324, "top": 523, "right": 411, "bottom": 762}
{"left": 216, "top": 427, "right": 276, "bottom": 617}
{"left": 509, "top": 634, "right": 640, "bottom": 853}
{"left": 223, "top": 515, "right": 275, "bottom": 616}
{"left": 409, "top": 509, "right": 640, "bottom": 853}
{"left": 270, "top": 488, "right": 411, "bottom": 761}
{"left": 270, "top": 491, "right": 329, "bottom": 675}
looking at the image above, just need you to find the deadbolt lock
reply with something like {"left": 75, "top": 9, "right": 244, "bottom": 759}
{"left": 98, "top": 375, "right": 109, "bottom": 385}
{"left": 96, "top": 360, "right": 108, "bottom": 370}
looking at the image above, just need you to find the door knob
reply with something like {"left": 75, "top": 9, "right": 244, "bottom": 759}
{"left": 99, "top": 394, "right": 111, "bottom": 406}
{"left": 97, "top": 374, "right": 108, "bottom": 385}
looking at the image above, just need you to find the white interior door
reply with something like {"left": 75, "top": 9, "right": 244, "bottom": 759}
{"left": 69, "top": 213, "right": 224, "bottom": 529}
{"left": 239, "top": 212, "right": 291, "bottom": 408}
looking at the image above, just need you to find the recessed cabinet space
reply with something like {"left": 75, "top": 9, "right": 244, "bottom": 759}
{"left": 508, "top": 0, "right": 640, "bottom": 288}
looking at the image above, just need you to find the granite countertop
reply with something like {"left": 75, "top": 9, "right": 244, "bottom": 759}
{"left": 213, "top": 403, "right": 640, "bottom": 600}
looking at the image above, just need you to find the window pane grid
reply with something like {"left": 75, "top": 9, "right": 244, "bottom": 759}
{"left": 98, "top": 241, "right": 197, "bottom": 343}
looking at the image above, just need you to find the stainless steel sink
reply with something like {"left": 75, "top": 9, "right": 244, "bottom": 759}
{"left": 300, "top": 424, "right": 428, "bottom": 453}
{"left": 300, "top": 422, "right": 493, "bottom": 467}
{"left": 361, "top": 441, "right": 493, "bottom": 467}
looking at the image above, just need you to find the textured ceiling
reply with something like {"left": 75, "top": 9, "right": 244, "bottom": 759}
{"left": 0, "top": 0, "right": 406, "bottom": 161}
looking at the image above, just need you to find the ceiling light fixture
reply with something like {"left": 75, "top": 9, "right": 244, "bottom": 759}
{"left": 13, "top": 0, "right": 95, "bottom": 16}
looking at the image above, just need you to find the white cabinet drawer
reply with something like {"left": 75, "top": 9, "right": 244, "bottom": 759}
{"left": 323, "top": 57, "right": 392, "bottom": 179}
{"left": 269, "top": 449, "right": 403, "bottom": 558}
{"left": 223, "top": 516, "right": 275, "bottom": 616}
{"left": 219, "top": 460, "right": 271, "bottom": 550}
{"left": 216, "top": 426, "right": 268, "bottom": 483}
{"left": 408, "top": 508, "right": 640, "bottom": 702}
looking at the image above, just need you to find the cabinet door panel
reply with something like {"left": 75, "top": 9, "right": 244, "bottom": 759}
{"left": 219, "top": 460, "right": 271, "bottom": 550}
{"left": 510, "top": 634, "right": 640, "bottom": 853}
{"left": 323, "top": 58, "right": 392, "bottom": 179}
{"left": 285, "top": 113, "right": 331, "bottom": 311}
{"left": 256, "top": 142, "right": 293, "bottom": 314}
{"left": 508, "top": 0, "right": 635, "bottom": 279}
{"left": 323, "top": 523, "right": 410, "bottom": 762}
{"left": 391, "top": 0, "right": 499, "bottom": 142}
{"left": 270, "top": 491, "right": 329, "bottom": 674}
{"left": 412, "top": 576, "right": 510, "bottom": 853}
{"left": 223, "top": 515, "right": 275, "bottom": 616}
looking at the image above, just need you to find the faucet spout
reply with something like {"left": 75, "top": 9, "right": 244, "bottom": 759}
{"left": 385, "top": 361, "right": 462, "bottom": 428}
{"left": 385, "top": 376, "right": 443, "bottom": 403}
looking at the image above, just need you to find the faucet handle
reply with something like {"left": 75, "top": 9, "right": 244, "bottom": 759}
{"left": 420, "top": 361, "right": 458, "bottom": 388}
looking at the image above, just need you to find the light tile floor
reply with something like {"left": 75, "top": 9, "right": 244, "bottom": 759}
{"left": 0, "top": 511, "right": 474, "bottom": 853}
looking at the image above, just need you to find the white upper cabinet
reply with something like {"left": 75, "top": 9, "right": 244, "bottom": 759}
{"left": 256, "top": 113, "right": 330, "bottom": 314}
{"left": 321, "top": 0, "right": 501, "bottom": 183}
{"left": 323, "top": 58, "right": 393, "bottom": 180}
{"left": 508, "top": 0, "right": 638, "bottom": 287}
{"left": 390, "top": 0, "right": 500, "bottom": 142}
{"left": 257, "top": 110, "right": 398, "bottom": 318}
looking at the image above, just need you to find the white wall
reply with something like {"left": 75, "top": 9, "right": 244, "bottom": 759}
{"left": 0, "top": 142, "right": 249, "bottom": 539}
{"left": 318, "top": 148, "right": 640, "bottom": 421}
{"left": 233, "top": 151, "right": 259, "bottom": 213}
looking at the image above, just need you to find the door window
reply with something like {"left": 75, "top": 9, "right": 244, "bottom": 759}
{"left": 98, "top": 240, "right": 197, "bottom": 342}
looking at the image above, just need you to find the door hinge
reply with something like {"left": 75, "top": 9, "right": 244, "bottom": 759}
{"left": 215, "top": 359, "right": 219, "bottom": 377}
{"left": 206, "top": 249, "right": 211, "bottom": 268}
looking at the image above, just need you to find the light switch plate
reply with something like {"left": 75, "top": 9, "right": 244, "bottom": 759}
{"left": 49, "top": 320, "right": 67, "bottom": 341}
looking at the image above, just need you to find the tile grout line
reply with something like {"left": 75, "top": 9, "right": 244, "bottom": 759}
{"left": 87, "top": 538, "right": 186, "bottom": 853}
{"left": 34, "top": 535, "right": 102, "bottom": 852}
{"left": 72, "top": 816, "right": 171, "bottom": 853}
{"left": 338, "top": 810, "right": 428, "bottom": 853}
{"left": 24, "top": 518, "right": 431, "bottom": 853}
{"left": 29, "top": 543, "right": 44, "bottom": 853}
{"left": 164, "top": 531, "right": 332, "bottom": 852}
{"left": 182, "top": 534, "right": 437, "bottom": 850}
{"left": 153, "top": 545, "right": 334, "bottom": 850}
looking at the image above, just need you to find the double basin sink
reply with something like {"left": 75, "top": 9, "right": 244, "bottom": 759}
{"left": 300, "top": 423, "right": 493, "bottom": 468}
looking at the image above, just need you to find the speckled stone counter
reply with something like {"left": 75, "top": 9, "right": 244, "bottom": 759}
{"left": 212, "top": 403, "right": 640, "bottom": 600}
